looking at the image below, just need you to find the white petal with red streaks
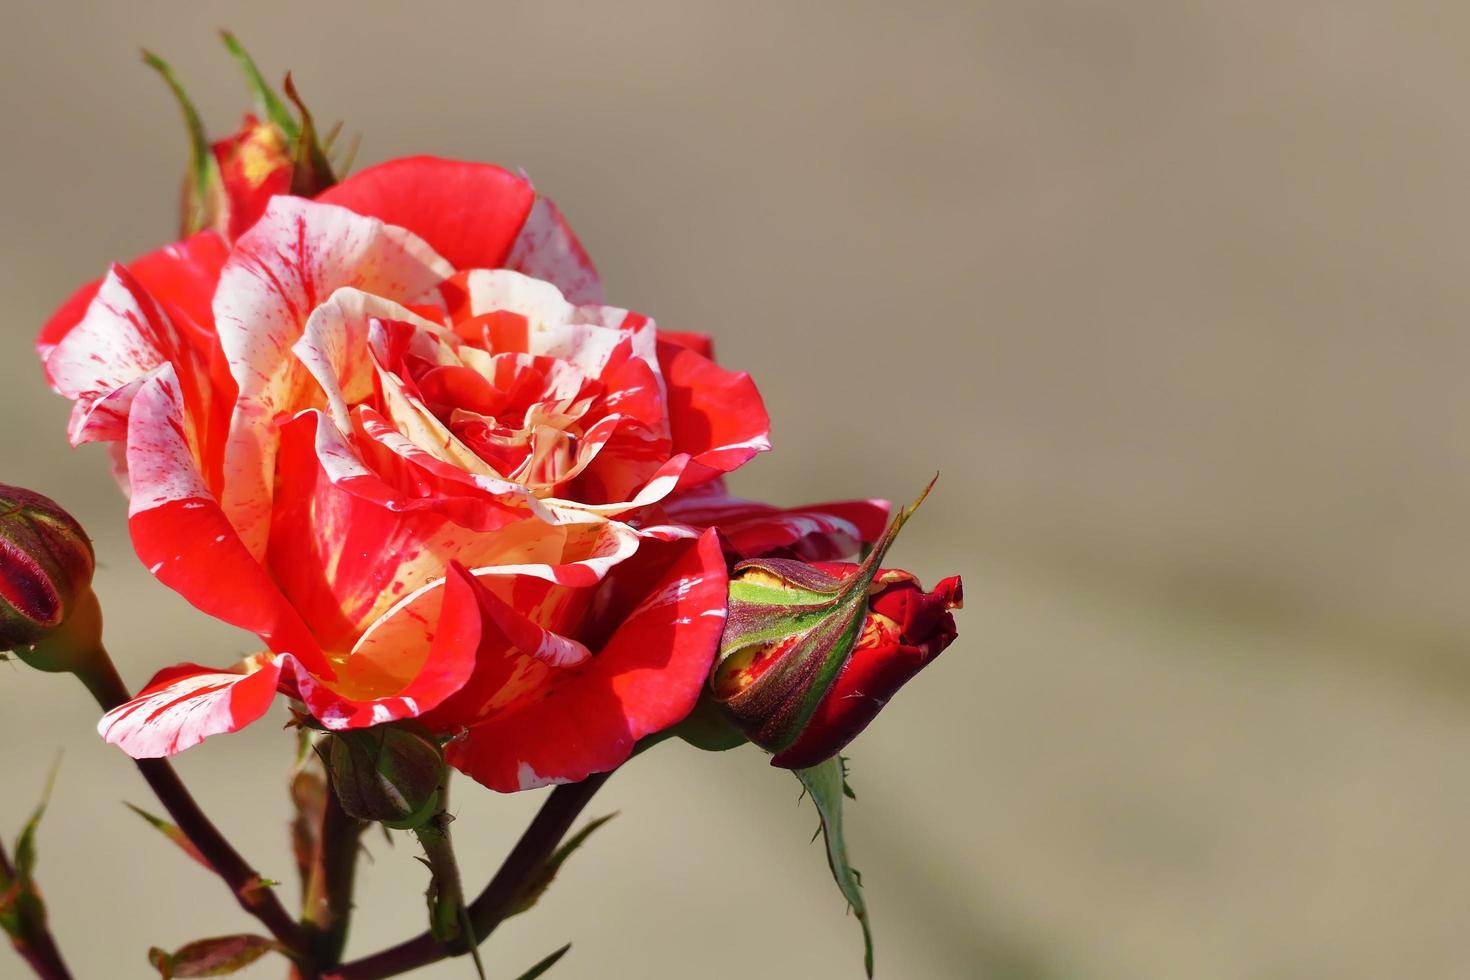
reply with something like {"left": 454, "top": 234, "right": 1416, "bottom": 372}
{"left": 293, "top": 287, "right": 448, "bottom": 432}
{"left": 507, "top": 192, "right": 605, "bottom": 305}
{"left": 214, "top": 197, "right": 453, "bottom": 556}
{"left": 441, "top": 270, "right": 656, "bottom": 378}
{"left": 46, "top": 266, "right": 182, "bottom": 445}
{"left": 127, "top": 365, "right": 328, "bottom": 671}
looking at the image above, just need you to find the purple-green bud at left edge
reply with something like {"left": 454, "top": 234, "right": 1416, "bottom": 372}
{"left": 0, "top": 485, "right": 100, "bottom": 671}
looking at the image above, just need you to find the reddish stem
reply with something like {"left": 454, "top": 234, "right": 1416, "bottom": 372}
{"left": 300, "top": 775, "right": 366, "bottom": 969}
{"left": 77, "top": 651, "right": 314, "bottom": 971}
{"left": 0, "top": 839, "right": 74, "bottom": 980}
{"left": 326, "top": 772, "right": 610, "bottom": 980}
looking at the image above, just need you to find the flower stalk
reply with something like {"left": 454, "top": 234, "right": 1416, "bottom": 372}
{"left": 327, "top": 772, "right": 611, "bottom": 980}
{"left": 298, "top": 781, "right": 366, "bottom": 971}
{"left": 73, "top": 646, "right": 315, "bottom": 969}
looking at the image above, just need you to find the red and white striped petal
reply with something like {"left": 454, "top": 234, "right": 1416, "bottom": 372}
{"left": 543, "top": 454, "right": 691, "bottom": 518}
{"left": 436, "top": 270, "right": 656, "bottom": 380}
{"left": 98, "top": 656, "right": 283, "bottom": 759}
{"left": 355, "top": 516, "right": 646, "bottom": 733}
{"left": 354, "top": 407, "right": 549, "bottom": 519}
{"left": 506, "top": 191, "right": 605, "bottom": 305}
{"left": 214, "top": 197, "right": 453, "bottom": 556}
{"left": 127, "top": 365, "right": 329, "bottom": 674}
{"left": 46, "top": 266, "right": 193, "bottom": 446}
{"left": 445, "top": 530, "right": 728, "bottom": 792}
{"left": 293, "top": 288, "right": 449, "bottom": 432}
{"left": 472, "top": 583, "right": 592, "bottom": 668}
{"left": 38, "top": 232, "right": 229, "bottom": 363}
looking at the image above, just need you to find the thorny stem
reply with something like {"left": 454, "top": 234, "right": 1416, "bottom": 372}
{"left": 413, "top": 802, "right": 485, "bottom": 980}
{"left": 326, "top": 772, "right": 612, "bottom": 980}
{"left": 76, "top": 649, "right": 315, "bottom": 971}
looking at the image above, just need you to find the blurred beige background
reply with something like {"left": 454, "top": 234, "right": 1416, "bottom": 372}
{"left": 3, "top": 1, "right": 1470, "bottom": 977}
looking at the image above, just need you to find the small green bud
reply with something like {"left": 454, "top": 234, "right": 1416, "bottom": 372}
{"left": 327, "top": 725, "right": 444, "bottom": 831}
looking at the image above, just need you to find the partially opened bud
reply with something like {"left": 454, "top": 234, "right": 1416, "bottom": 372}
{"left": 211, "top": 115, "right": 293, "bottom": 239}
{"left": 711, "top": 479, "right": 962, "bottom": 768}
{"left": 327, "top": 725, "right": 444, "bottom": 830}
{"left": 0, "top": 485, "right": 95, "bottom": 656}
{"left": 147, "top": 34, "right": 339, "bottom": 240}
{"left": 768, "top": 568, "right": 961, "bottom": 769}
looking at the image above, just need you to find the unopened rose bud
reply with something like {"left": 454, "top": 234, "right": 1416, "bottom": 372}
{"left": 148, "top": 35, "right": 338, "bottom": 241}
{"left": 328, "top": 726, "right": 444, "bottom": 830}
{"left": 211, "top": 115, "right": 294, "bottom": 240}
{"left": 711, "top": 480, "right": 962, "bottom": 768}
{"left": 0, "top": 485, "right": 96, "bottom": 658}
{"left": 768, "top": 569, "right": 961, "bottom": 769}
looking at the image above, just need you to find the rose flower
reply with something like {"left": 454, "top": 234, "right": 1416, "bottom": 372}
{"left": 39, "top": 157, "right": 890, "bottom": 791}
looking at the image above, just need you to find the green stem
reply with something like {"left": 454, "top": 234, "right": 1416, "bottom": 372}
{"left": 412, "top": 798, "right": 484, "bottom": 980}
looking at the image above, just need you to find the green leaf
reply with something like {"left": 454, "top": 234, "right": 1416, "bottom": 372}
{"left": 126, "top": 803, "right": 213, "bottom": 872}
{"left": 14, "top": 757, "right": 60, "bottom": 884}
{"left": 141, "top": 50, "right": 224, "bottom": 236}
{"left": 512, "top": 943, "right": 572, "bottom": 980}
{"left": 508, "top": 813, "right": 618, "bottom": 917}
{"left": 148, "top": 934, "right": 278, "bottom": 978}
{"left": 218, "top": 32, "right": 299, "bottom": 140}
{"left": 795, "top": 756, "right": 874, "bottom": 977}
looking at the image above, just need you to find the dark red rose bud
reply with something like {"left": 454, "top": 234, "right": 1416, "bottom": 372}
{"left": 327, "top": 725, "right": 444, "bottom": 830}
{"left": 770, "top": 570, "right": 962, "bottom": 769}
{"left": 0, "top": 485, "right": 95, "bottom": 654}
{"left": 711, "top": 479, "right": 962, "bottom": 768}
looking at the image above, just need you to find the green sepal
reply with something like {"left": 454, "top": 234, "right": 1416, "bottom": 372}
{"left": 795, "top": 755, "right": 873, "bottom": 977}
{"left": 283, "top": 73, "right": 337, "bottom": 197}
{"left": 141, "top": 50, "right": 224, "bottom": 236}
{"left": 218, "top": 31, "right": 299, "bottom": 141}
{"left": 327, "top": 726, "right": 443, "bottom": 831}
{"left": 671, "top": 692, "right": 749, "bottom": 752}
